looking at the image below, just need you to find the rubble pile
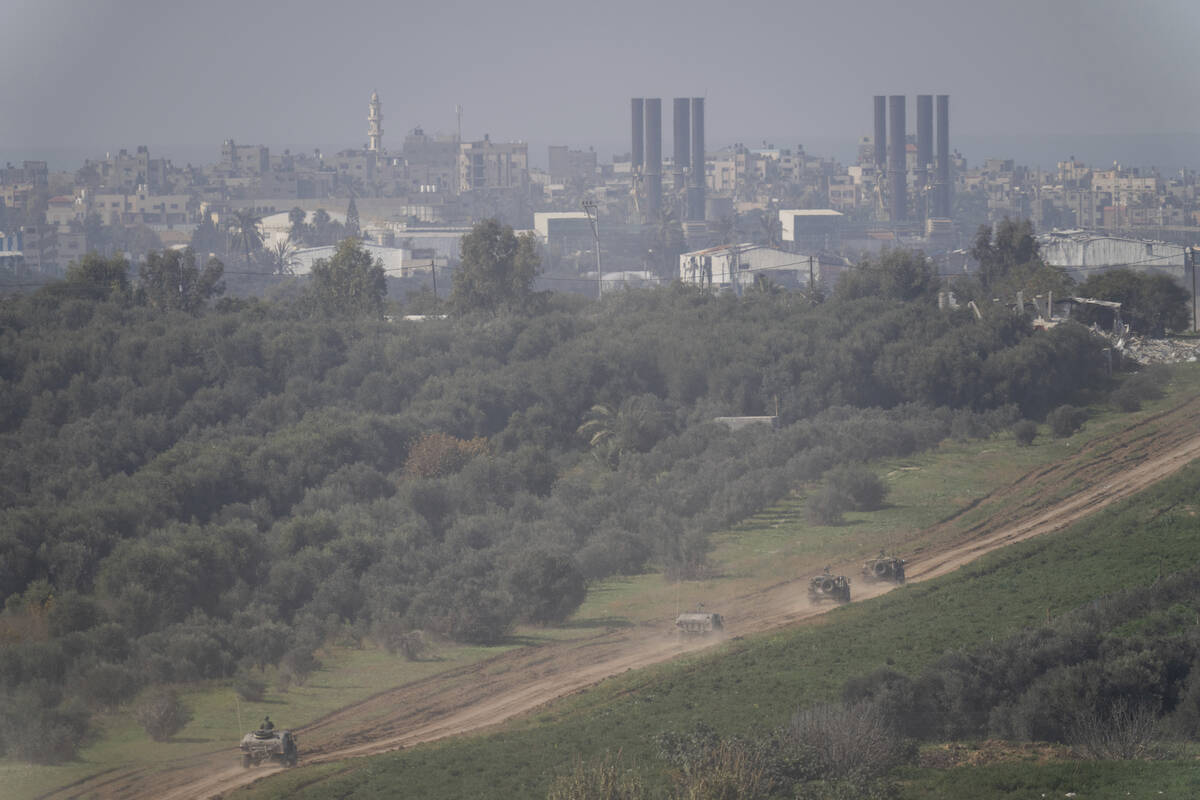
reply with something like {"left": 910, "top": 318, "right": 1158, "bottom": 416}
{"left": 1115, "top": 335, "right": 1200, "bottom": 365}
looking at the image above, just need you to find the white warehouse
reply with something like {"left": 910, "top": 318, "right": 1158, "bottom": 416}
{"left": 678, "top": 243, "right": 816, "bottom": 291}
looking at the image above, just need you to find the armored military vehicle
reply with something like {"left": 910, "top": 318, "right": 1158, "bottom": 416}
{"left": 862, "top": 554, "right": 906, "bottom": 584}
{"left": 675, "top": 603, "right": 724, "bottom": 635}
{"left": 808, "top": 570, "right": 851, "bottom": 604}
{"left": 239, "top": 727, "right": 299, "bottom": 768}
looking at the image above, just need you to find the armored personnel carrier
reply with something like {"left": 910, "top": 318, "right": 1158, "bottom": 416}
{"left": 675, "top": 603, "right": 724, "bottom": 635}
{"left": 239, "top": 727, "right": 298, "bottom": 768}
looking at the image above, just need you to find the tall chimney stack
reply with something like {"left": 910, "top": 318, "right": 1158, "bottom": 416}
{"left": 916, "top": 95, "right": 933, "bottom": 202}
{"left": 936, "top": 94, "right": 951, "bottom": 218}
{"left": 644, "top": 98, "right": 663, "bottom": 219}
{"left": 888, "top": 95, "right": 907, "bottom": 222}
{"left": 631, "top": 98, "right": 644, "bottom": 173}
{"left": 873, "top": 95, "right": 887, "bottom": 170}
{"left": 673, "top": 98, "right": 690, "bottom": 199}
{"left": 688, "top": 97, "right": 706, "bottom": 221}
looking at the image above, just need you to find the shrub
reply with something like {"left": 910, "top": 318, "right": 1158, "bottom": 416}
{"left": 826, "top": 464, "right": 888, "bottom": 511}
{"left": 1070, "top": 699, "right": 1163, "bottom": 760}
{"left": 807, "top": 483, "right": 847, "bottom": 525}
{"left": 133, "top": 686, "right": 192, "bottom": 741}
{"left": 667, "top": 738, "right": 773, "bottom": 799}
{"left": 233, "top": 672, "right": 267, "bottom": 702}
{"left": 72, "top": 662, "right": 141, "bottom": 709}
{"left": 402, "top": 432, "right": 489, "bottom": 479}
{"left": 373, "top": 614, "right": 428, "bottom": 661}
{"left": 547, "top": 751, "right": 646, "bottom": 800}
{"left": 784, "top": 701, "right": 914, "bottom": 783}
{"left": 1012, "top": 419, "right": 1038, "bottom": 446}
{"left": 1110, "top": 381, "right": 1142, "bottom": 412}
{"left": 505, "top": 550, "right": 587, "bottom": 625}
{"left": 0, "top": 688, "right": 91, "bottom": 764}
{"left": 1047, "top": 404, "right": 1086, "bottom": 438}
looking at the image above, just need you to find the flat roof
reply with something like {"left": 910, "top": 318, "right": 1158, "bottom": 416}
{"left": 779, "top": 209, "right": 843, "bottom": 217}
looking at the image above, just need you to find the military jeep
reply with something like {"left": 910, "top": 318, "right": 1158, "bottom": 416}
{"left": 861, "top": 555, "right": 906, "bottom": 584}
{"left": 808, "top": 572, "right": 851, "bottom": 604}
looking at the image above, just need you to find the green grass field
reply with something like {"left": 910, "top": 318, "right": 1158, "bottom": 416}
{"left": 897, "top": 760, "right": 1200, "bottom": 799}
{"left": 8, "top": 365, "right": 1199, "bottom": 799}
{"left": 236, "top": 449, "right": 1200, "bottom": 799}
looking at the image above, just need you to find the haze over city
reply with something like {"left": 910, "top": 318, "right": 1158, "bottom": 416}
{"left": 6, "top": 0, "right": 1200, "bottom": 168}
{"left": 8, "top": 2, "right": 1200, "bottom": 799}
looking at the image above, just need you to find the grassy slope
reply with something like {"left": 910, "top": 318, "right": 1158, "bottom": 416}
{"left": 10, "top": 367, "right": 1199, "bottom": 799}
{"left": 238, "top": 431, "right": 1200, "bottom": 796}
{"left": 896, "top": 760, "right": 1200, "bottom": 800}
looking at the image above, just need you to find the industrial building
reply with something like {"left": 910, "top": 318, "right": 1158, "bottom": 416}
{"left": 780, "top": 209, "right": 844, "bottom": 252}
{"left": 679, "top": 243, "right": 815, "bottom": 291}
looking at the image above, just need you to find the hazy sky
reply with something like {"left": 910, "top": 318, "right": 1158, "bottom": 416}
{"left": 5, "top": 0, "right": 1200, "bottom": 164}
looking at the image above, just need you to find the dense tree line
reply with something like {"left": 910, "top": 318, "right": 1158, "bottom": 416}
{"left": 0, "top": 233, "right": 1118, "bottom": 761}
{"left": 844, "top": 564, "right": 1200, "bottom": 749}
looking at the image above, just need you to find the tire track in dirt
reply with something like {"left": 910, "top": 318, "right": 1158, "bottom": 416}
{"left": 39, "top": 394, "right": 1200, "bottom": 800}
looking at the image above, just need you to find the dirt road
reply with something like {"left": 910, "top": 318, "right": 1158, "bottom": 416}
{"left": 40, "top": 394, "right": 1200, "bottom": 800}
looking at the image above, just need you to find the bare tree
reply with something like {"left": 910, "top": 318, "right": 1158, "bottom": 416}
{"left": 786, "top": 700, "right": 912, "bottom": 782}
{"left": 1070, "top": 699, "right": 1162, "bottom": 760}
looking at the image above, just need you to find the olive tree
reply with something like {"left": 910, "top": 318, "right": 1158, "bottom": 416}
{"left": 308, "top": 237, "right": 387, "bottom": 318}
{"left": 451, "top": 219, "right": 541, "bottom": 314}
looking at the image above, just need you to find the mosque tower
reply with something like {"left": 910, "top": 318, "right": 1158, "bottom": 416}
{"left": 367, "top": 91, "right": 383, "bottom": 152}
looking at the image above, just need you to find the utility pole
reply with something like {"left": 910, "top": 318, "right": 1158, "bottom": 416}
{"left": 1190, "top": 246, "right": 1197, "bottom": 332}
{"left": 582, "top": 199, "right": 601, "bottom": 299}
{"left": 808, "top": 254, "right": 815, "bottom": 295}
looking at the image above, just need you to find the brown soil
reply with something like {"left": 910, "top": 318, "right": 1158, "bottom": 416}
{"left": 38, "top": 394, "right": 1200, "bottom": 800}
{"left": 917, "top": 740, "right": 1077, "bottom": 769}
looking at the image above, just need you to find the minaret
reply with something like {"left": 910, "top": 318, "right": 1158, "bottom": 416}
{"left": 368, "top": 91, "right": 383, "bottom": 152}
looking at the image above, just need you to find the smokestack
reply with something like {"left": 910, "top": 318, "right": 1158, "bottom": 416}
{"left": 688, "top": 97, "right": 706, "bottom": 221}
{"left": 873, "top": 95, "right": 887, "bottom": 170}
{"left": 673, "top": 98, "right": 690, "bottom": 197}
{"left": 631, "top": 98, "right": 644, "bottom": 173}
{"left": 888, "top": 95, "right": 906, "bottom": 222}
{"left": 936, "top": 94, "right": 951, "bottom": 218}
{"left": 916, "top": 95, "right": 933, "bottom": 189}
{"left": 644, "top": 98, "right": 662, "bottom": 219}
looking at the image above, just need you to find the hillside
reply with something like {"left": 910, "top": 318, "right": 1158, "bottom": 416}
{"left": 1, "top": 250, "right": 1190, "bottom": 797}
{"left": 232, "top": 406, "right": 1200, "bottom": 800}
{"left": 23, "top": 374, "right": 1199, "bottom": 799}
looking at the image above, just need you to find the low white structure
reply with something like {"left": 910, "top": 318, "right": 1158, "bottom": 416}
{"left": 678, "top": 243, "right": 814, "bottom": 291}
{"left": 533, "top": 211, "right": 591, "bottom": 242}
{"left": 779, "top": 208, "right": 843, "bottom": 244}
{"left": 1038, "top": 230, "right": 1188, "bottom": 282}
{"left": 290, "top": 242, "right": 445, "bottom": 277}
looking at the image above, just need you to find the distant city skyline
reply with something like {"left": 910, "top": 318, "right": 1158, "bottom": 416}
{"left": 6, "top": 0, "right": 1200, "bottom": 167}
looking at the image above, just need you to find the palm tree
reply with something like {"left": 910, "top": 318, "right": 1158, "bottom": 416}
{"left": 577, "top": 404, "right": 618, "bottom": 466}
{"left": 576, "top": 397, "right": 670, "bottom": 468}
{"left": 264, "top": 240, "right": 299, "bottom": 276}
{"left": 229, "top": 209, "right": 263, "bottom": 270}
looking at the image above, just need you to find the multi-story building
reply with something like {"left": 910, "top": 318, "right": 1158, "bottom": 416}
{"left": 85, "top": 147, "right": 168, "bottom": 192}
{"left": 827, "top": 175, "right": 861, "bottom": 211}
{"left": 458, "top": 137, "right": 528, "bottom": 192}
{"left": 220, "top": 140, "right": 270, "bottom": 176}
{"left": 547, "top": 146, "right": 597, "bottom": 184}
{"left": 1092, "top": 167, "right": 1161, "bottom": 206}
{"left": 1, "top": 161, "right": 48, "bottom": 186}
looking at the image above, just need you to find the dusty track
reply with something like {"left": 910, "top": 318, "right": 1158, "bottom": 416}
{"left": 41, "top": 394, "right": 1200, "bottom": 800}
